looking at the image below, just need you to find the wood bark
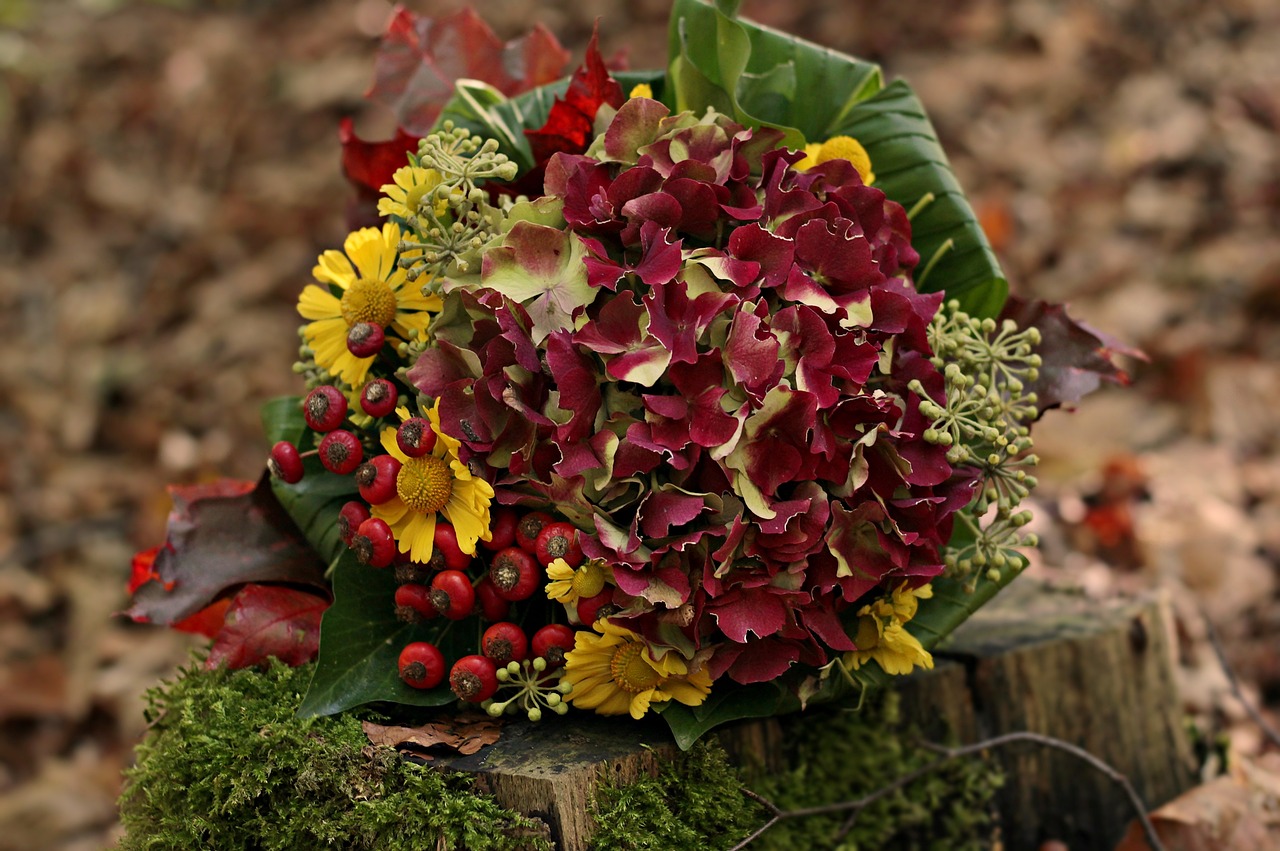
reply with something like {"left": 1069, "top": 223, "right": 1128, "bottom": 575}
{"left": 439, "top": 581, "right": 1195, "bottom": 850}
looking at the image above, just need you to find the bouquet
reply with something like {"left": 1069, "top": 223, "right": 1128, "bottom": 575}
{"left": 127, "top": 0, "right": 1128, "bottom": 748}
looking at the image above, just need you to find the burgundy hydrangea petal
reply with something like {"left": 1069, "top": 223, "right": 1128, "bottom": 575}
{"left": 544, "top": 330, "right": 602, "bottom": 443}
{"left": 545, "top": 154, "right": 615, "bottom": 229}
{"left": 642, "top": 278, "right": 737, "bottom": 366}
{"left": 727, "top": 223, "right": 794, "bottom": 290}
{"left": 632, "top": 222, "right": 684, "bottom": 287}
{"left": 825, "top": 500, "right": 909, "bottom": 582}
{"left": 800, "top": 602, "right": 857, "bottom": 652}
{"left": 709, "top": 587, "right": 791, "bottom": 643}
{"left": 603, "top": 96, "right": 672, "bottom": 163}
{"left": 637, "top": 490, "right": 708, "bottom": 539}
{"left": 724, "top": 304, "right": 783, "bottom": 401}
{"left": 662, "top": 178, "right": 722, "bottom": 241}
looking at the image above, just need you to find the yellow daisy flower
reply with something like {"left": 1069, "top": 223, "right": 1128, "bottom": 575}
{"left": 795, "top": 134, "right": 875, "bottom": 185}
{"left": 370, "top": 402, "right": 494, "bottom": 562}
{"left": 563, "top": 620, "right": 712, "bottom": 719}
{"left": 545, "top": 557, "right": 611, "bottom": 608}
{"left": 843, "top": 582, "right": 934, "bottom": 676}
{"left": 377, "top": 165, "right": 445, "bottom": 221}
{"left": 628, "top": 83, "right": 654, "bottom": 99}
{"left": 296, "top": 222, "right": 442, "bottom": 387}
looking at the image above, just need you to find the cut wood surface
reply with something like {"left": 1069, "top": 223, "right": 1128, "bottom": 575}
{"left": 439, "top": 581, "right": 1195, "bottom": 850}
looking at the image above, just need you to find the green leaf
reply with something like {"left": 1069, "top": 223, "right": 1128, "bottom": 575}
{"left": 297, "top": 551, "right": 460, "bottom": 717}
{"left": 906, "top": 557, "right": 1027, "bottom": 651}
{"left": 666, "top": 0, "right": 882, "bottom": 148}
{"left": 658, "top": 681, "right": 794, "bottom": 750}
{"left": 831, "top": 81, "right": 1008, "bottom": 316}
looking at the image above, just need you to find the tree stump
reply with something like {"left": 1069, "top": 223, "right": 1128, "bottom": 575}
{"left": 437, "top": 581, "right": 1196, "bottom": 850}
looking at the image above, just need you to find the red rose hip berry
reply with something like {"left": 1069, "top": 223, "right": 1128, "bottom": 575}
{"left": 360, "top": 379, "right": 398, "bottom": 418}
{"left": 473, "top": 577, "right": 511, "bottom": 622}
{"left": 515, "top": 511, "right": 554, "bottom": 553}
{"left": 318, "top": 429, "right": 363, "bottom": 475}
{"left": 576, "top": 589, "right": 617, "bottom": 626}
{"left": 429, "top": 569, "right": 475, "bottom": 620}
{"left": 432, "top": 521, "right": 472, "bottom": 571}
{"left": 449, "top": 655, "right": 499, "bottom": 702}
{"left": 481, "top": 506, "right": 519, "bottom": 552}
{"left": 337, "top": 501, "right": 371, "bottom": 547}
{"left": 394, "top": 583, "right": 437, "bottom": 623}
{"left": 488, "top": 546, "right": 540, "bottom": 601}
{"left": 303, "top": 385, "right": 348, "bottom": 433}
{"left": 346, "top": 322, "right": 385, "bottom": 358}
{"left": 398, "top": 642, "right": 445, "bottom": 690}
{"left": 268, "top": 441, "right": 304, "bottom": 484}
{"left": 355, "top": 455, "right": 401, "bottom": 504}
{"left": 395, "top": 417, "right": 437, "bottom": 458}
{"left": 534, "top": 521, "right": 583, "bottom": 568}
{"left": 481, "top": 622, "right": 529, "bottom": 667}
{"left": 531, "top": 624, "right": 576, "bottom": 669}
{"left": 353, "top": 517, "right": 396, "bottom": 568}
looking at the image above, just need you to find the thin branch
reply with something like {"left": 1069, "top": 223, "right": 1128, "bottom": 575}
{"left": 1201, "top": 608, "right": 1280, "bottom": 750}
{"left": 729, "top": 730, "right": 1166, "bottom": 851}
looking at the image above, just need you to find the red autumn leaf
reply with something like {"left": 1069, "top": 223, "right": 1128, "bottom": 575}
{"left": 525, "top": 25, "right": 626, "bottom": 167}
{"left": 125, "top": 475, "right": 329, "bottom": 628}
{"left": 368, "top": 6, "right": 570, "bottom": 136}
{"left": 999, "top": 295, "right": 1145, "bottom": 415}
{"left": 339, "top": 116, "right": 419, "bottom": 198}
{"left": 205, "top": 584, "right": 329, "bottom": 670}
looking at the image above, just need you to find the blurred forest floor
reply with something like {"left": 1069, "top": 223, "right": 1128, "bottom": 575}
{"left": 1, "top": 0, "right": 1278, "bottom": 847}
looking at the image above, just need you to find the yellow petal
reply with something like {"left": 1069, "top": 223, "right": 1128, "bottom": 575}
{"left": 297, "top": 285, "right": 342, "bottom": 320}
{"left": 313, "top": 250, "right": 356, "bottom": 289}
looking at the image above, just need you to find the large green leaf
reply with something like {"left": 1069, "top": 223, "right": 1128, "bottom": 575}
{"left": 296, "top": 550, "right": 462, "bottom": 717}
{"left": 665, "top": 0, "right": 1007, "bottom": 317}
{"left": 832, "top": 81, "right": 1008, "bottom": 316}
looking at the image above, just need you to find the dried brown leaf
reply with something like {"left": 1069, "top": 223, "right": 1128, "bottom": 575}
{"left": 362, "top": 714, "right": 502, "bottom": 757}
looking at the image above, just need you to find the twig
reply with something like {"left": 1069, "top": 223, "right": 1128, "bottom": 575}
{"left": 1201, "top": 608, "right": 1280, "bottom": 750}
{"left": 729, "top": 730, "right": 1166, "bottom": 851}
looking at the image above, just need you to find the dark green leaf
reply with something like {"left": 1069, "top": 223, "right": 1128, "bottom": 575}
{"left": 832, "top": 81, "right": 1008, "bottom": 316}
{"left": 658, "top": 680, "right": 793, "bottom": 750}
{"left": 297, "top": 551, "right": 462, "bottom": 717}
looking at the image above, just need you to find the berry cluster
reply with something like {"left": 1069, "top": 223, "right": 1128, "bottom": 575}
{"left": 387, "top": 507, "right": 588, "bottom": 705}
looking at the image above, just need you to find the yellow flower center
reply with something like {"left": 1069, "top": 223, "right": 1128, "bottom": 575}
{"left": 570, "top": 562, "right": 607, "bottom": 599}
{"left": 609, "top": 642, "right": 664, "bottom": 694}
{"left": 396, "top": 455, "right": 453, "bottom": 515}
{"left": 340, "top": 278, "right": 398, "bottom": 328}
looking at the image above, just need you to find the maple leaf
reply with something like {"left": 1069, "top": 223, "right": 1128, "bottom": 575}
{"left": 524, "top": 24, "right": 625, "bottom": 166}
{"left": 126, "top": 475, "right": 329, "bottom": 627}
{"left": 367, "top": 7, "right": 570, "bottom": 135}
{"left": 205, "top": 584, "right": 328, "bottom": 670}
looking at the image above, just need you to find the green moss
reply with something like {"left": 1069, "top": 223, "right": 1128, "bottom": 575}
{"left": 120, "top": 662, "right": 998, "bottom": 850}
{"left": 117, "top": 658, "right": 551, "bottom": 851}
{"left": 589, "top": 693, "right": 1002, "bottom": 851}
{"left": 589, "top": 742, "right": 765, "bottom": 850}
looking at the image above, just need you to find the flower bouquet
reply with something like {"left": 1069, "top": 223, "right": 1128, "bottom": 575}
{"left": 127, "top": 0, "right": 1129, "bottom": 749}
